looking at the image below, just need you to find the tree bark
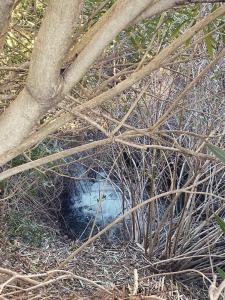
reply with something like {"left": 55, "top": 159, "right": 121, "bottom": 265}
{"left": 0, "top": 0, "right": 154, "bottom": 161}
{"left": 0, "top": 0, "right": 82, "bottom": 156}
{"left": 0, "top": 1, "right": 225, "bottom": 166}
{"left": 0, "top": 0, "right": 15, "bottom": 51}
{"left": 0, "top": 4, "right": 224, "bottom": 166}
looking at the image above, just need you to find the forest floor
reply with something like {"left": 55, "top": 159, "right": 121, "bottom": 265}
{"left": 0, "top": 227, "right": 204, "bottom": 300}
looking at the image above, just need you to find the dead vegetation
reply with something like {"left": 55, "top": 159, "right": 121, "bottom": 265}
{"left": 0, "top": 231, "right": 196, "bottom": 300}
{"left": 0, "top": 1, "right": 225, "bottom": 299}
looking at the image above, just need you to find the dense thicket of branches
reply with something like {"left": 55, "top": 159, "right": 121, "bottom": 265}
{"left": 0, "top": 0, "right": 224, "bottom": 169}
{"left": 0, "top": 0, "right": 225, "bottom": 299}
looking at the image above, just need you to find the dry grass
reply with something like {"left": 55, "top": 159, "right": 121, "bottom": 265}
{"left": 0, "top": 228, "right": 195, "bottom": 300}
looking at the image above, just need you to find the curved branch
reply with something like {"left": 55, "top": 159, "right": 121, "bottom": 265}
{"left": 0, "top": 0, "right": 82, "bottom": 157}
{"left": 63, "top": 0, "right": 154, "bottom": 93}
{"left": 0, "top": 4, "right": 224, "bottom": 166}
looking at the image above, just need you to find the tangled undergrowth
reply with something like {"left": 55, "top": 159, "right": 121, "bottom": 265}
{"left": 0, "top": 1, "right": 225, "bottom": 299}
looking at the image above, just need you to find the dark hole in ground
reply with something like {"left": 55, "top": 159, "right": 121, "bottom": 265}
{"left": 59, "top": 166, "right": 127, "bottom": 240}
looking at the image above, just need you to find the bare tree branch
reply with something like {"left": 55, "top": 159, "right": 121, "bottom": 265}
{"left": 0, "top": 0, "right": 152, "bottom": 160}
{"left": 0, "top": 0, "right": 82, "bottom": 156}
{"left": 1, "top": 4, "right": 224, "bottom": 166}
{"left": 0, "top": 0, "right": 15, "bottom": 51}
{"left": 0, "top": 138, "right": 113, "bottom": 181}
{"left": 63, "top": 0, "right": 154, "bottom": 93}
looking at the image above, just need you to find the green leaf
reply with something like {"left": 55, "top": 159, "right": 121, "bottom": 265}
{"left": 204, "top": 33, "right": 216, "bottom": 58}
{"left": 170, "top": 20, "right": 188, "bottom": 38}
{"left": 211, "top": 3, "right": 219, "bottom": 12}
{"left": 207, "top": 143, "right": 225, "bottom": 164}
{"left": 216, "top": 267, "right": 225, "bottom": 280}
{"left": 215, "top": 214, "right": 225, "bottom": 234}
